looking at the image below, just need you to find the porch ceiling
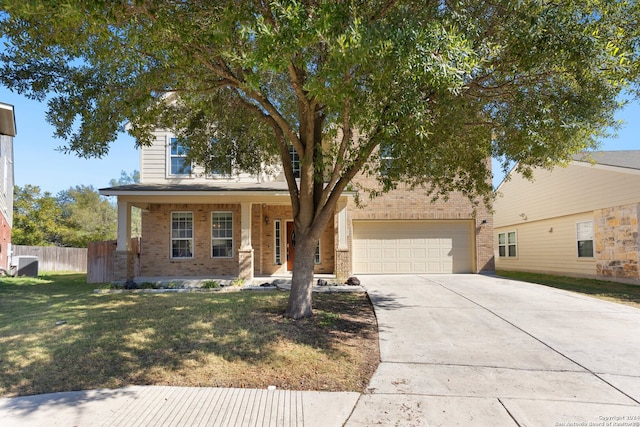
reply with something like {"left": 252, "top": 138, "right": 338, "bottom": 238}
{"left": 99, "top": 182, "right": 353, "bottom": 207}
{"left": 99, "top": 181, "right": 291, "bottom": 195}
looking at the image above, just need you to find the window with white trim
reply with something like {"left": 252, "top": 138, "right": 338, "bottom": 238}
{"left": 212, "top": 212, "right": 233, "bottom": 258}
{"left": 208, "top": 138, "right": 232, "bottom": 176}
{"left": 379, "top": 143, "right": 395, "bottom": 176}
{"left": 274, "top": 220, "right": 282, "bottom": 265}
{"left": 289, "top": 145, "right": 300, "bottom": 178}
{"left": 171, "top": 212, "right": 193, "bottom": 258}
{"left": 169, "top": 137, "right": 192, "bottom": 176}
{"left": 314, "top": 240, "right": 321, "bottom": 264}
{"left": 576, "top": 221, "right": 594, "bottom": 258}
{"left": 498, "top": 231, "right": 517, "bottom": 258}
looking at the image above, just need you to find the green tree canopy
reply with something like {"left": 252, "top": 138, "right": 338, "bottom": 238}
{"left": 2, "top": 1, "right": 639, "bottom": 317}
{"left": 109, "top": 170, "right": 140, "bottom": 187}
{"left": 57, "top": 185, "right": 117, "bottom": 247}
{"left": 12, "top": 184, "right": 117, "bottom": 247}
{"left": 12, "top": 185, "right": 63, "bottom": 246}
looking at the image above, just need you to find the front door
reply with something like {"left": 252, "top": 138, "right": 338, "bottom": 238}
{"left": 286, "top": 221, "right": 295, "bottom": 271}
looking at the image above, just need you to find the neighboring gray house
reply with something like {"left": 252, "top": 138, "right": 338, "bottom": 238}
{"left": 0, "top": 102, "right": 16, "bottom": 271}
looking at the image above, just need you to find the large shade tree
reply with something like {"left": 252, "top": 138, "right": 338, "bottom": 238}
{"left": 1, "top": 1, "right": 638, "bottom": 318}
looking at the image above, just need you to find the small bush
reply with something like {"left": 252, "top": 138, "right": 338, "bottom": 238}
{"left": 138, "top": 282, "right": 156, "bottom": 289}
{"left": 201, "top": 280, "right": 221, "bottom": 289}
{"left": 231, "top": 278, "right": 245, "bottom": 287}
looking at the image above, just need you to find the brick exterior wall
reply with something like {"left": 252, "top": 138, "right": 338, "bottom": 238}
{"left": 252, "top": 204, "right": 335, "bottom": 276}
{"left": 140, "top": 202, "right": 335, "bottom": 278}
{"left": 141, "top": 203, "right": 243, "bottom": 277}
{"left": 135, "top": 176, "right": 495, "bottom": 279}
{"left": 594, "top": 203, "right": 640, "bottom": 281}
{"left": 0, "top": 213, "right": 10, "bottom": 270}
{"left": 114, "top": 250, "right": 135, "bottom": 282}
{"left": 347, "top": 177, "right": 495, "bottom": 274}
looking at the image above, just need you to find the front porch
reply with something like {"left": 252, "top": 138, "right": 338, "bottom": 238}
{"left": 100, "top": 183, "right": 351, "bottom": 283}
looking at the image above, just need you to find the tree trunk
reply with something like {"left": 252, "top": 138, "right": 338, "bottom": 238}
{"left": 285, "top": 232, "right": 317, "bottom": 319}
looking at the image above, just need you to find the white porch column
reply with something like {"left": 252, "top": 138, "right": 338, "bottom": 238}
{"left": 240, "top": 202, "right": 252, "bottom": 251}
{"left": 116, "top": 199, "right": 132, "bottom": 251}
{"left": 238, "top": 202, "right": 254, "bottom": 280}
{"left": 337, "top": 199, "right": 348, "bottom": 250}
{"left": 114, "top": 198, "right": 134, "bottom": 282}
{"left": 335, "top": 198, "right": 350, "bottom": 280}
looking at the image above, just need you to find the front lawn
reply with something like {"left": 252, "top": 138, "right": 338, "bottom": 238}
{"left": 496, "top": 270, "right": 640, "bottom": 309}
{"left": 0, "top": 274, "right": 379, "bottom": 397}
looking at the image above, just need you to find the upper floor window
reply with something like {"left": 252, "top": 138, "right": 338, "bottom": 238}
{"left": 209, "top": 139, "right": 232, "bottom": 177}
{"left": 498, "top": 231, "right": 517, "bottom": 258}
{"left": 379, "top": 143, "right": 395, "bottom": 176}
{"left": 170, "top": 137, "right": 192, "bottom": 176}
{"left": 289, "top": 145, "right": 300, "bottom": 178}
{"left": 576, "top": 221, "right": 594, "bottom": 258}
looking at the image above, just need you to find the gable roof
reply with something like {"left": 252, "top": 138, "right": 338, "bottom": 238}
{"left": 495, "top": 150, "right": 640, "bottom": 192}
{"left": 572, "top": 150, "right": 640, "bottom": 171}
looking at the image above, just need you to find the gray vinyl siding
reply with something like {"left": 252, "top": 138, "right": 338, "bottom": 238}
{"left": 140, "top": 130, "right": 275, "bottom": 184}
{"left": 0, "top": 134, "right": 14, "bottom": 226}
{"left": 140, "top": 130, "right": 169, "bottom": 183}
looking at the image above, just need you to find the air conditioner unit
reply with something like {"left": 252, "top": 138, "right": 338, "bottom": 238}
{"left": 15, "top": 256, "right": 38, "bottom": 277}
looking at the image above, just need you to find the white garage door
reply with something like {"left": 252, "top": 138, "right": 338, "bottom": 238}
{"left": 352, "top": 220, "right": 474, "bottom": 274}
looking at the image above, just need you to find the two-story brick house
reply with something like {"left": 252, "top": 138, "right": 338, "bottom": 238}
{"left": 100, "top": 128, "right": 494, "bottom": 282}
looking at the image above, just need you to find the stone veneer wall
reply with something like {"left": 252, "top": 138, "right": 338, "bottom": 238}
{"left": 594, "top": 203, "right": 640, "bottom": 281}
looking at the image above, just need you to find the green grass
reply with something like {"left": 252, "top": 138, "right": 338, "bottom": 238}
{"left": 496, "top": 270, "right": 640, "bottom": 308}
{"left": 0, "top": 274, "right": 379, "bottom": 397}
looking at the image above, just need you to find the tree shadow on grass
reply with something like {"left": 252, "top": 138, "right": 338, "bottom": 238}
{"left": 0, "top": 278, "right": 378, "bottom": 397}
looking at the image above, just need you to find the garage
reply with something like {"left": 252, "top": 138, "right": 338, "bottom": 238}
{"left": 352, "top": 220, "right": 474, "bottom": 274}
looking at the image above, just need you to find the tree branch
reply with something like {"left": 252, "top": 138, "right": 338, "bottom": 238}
{"left": 319, "top": 97, "right": 351, "bottom": 209}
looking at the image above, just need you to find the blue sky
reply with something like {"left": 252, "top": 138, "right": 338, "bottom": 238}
{"left": 0, "top": 87, "right": 140, "bottom": 195}
{"left": 0, "top": 86, "right": 638, "bottom": 194}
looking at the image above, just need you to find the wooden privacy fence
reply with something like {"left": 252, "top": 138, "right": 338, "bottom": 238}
{"left": 87, "top": 238, "right": 141, "bottom": 284}
{"left": 12, "top": 245, "right": 88, "bottom": 272}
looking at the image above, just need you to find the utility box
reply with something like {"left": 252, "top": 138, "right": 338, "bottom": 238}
{"left": 15, "top": 256, "right": 38, "bottom": 277}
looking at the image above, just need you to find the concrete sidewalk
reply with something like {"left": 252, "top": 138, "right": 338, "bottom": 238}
{"left": 2, "top": 274, "right": 640, "bottom": 426}
{"left": 346, "top": 274, "right": 640, "bottom": 426}
{"left": 0, "top": 386, "right": 360, "bottom": 427}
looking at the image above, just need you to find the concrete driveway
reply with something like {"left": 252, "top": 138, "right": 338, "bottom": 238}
{"left": 346, "top": 274, "right": 640, "bottom": 426}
